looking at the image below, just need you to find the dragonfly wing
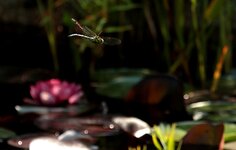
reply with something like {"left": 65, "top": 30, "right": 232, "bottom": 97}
{"left": 82, "top": 26, "right": 97, "bottom": 37}
{"left": 102, "top": 37, "right": 122, "bottom": 45}
{"left": 71, "top": 18, "right": 96, "bottom": 37}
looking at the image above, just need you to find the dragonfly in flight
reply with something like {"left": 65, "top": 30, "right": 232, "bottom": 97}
{"left": 68, "top": 18, "right": 121, "bottom": 45}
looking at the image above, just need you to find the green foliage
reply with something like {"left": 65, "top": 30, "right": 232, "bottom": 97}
{"left": 142, "top": 0, "right": 234, "bottom": 89}
{"left": 151, "top": 123, "right": 182, "bottom": 150}
{"left": 37, "top": 0, "right": 59, "bottom": 73}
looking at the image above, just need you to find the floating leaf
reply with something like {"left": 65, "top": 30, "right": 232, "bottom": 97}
{"left": 182, "top": 122, "right": 224, "bottom": 148}
{"left": 0, "top": 127, "right": 16, "bottom": 139}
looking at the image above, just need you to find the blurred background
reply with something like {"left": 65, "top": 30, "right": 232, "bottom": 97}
{"left": 2, "top": 1, "right": 236, "bottom": 149}
{"left": 0, "top": 0, "right": 236, "bottom": 93}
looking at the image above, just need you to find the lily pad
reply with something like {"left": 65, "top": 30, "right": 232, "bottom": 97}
{"left": 91, "top": 68, "right": 153, "bottom": 83}
{"left": 224, "top": 123, "right": 236, "bottom": 143}
{"left": 175, "top": 121, "right": 236, "bottom": 143}
{"left": 0, "top": 127, "right": 16, "bottom": 139}
{"left": 95, "top": 76, "right": 143, "bottom": 99}
{"left": 187, "top": 101, "right": 236, "bottom": 112}
{"left": 91, "top": 68, "right": 154, "bottom": 99}
{"left": 187, "top": 101, "right": 236, "bottom": 122}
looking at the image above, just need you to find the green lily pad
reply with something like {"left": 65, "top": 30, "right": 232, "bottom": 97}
{"left": 91, "top": 68, "right": 153, "bottom": 83}
{"left": 95, "top": 76, "right": 143, "bottom": 99}
{"left": 224, "top": 123, "right": 236, "bottom": 143}
{"left": 91, "top": 68, "right": 154, "bottom": 99}
{"left": 187, "top": 101, "right": 236, "bottom": 113}
{"left": 0, "top": 127, "right": 16, "bottom": 139}
{"left": 187, "top": 101, "right": 236, "bottom": 122}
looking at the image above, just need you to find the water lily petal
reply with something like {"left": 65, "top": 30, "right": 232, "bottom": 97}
{"left": 29, "top": 78, "right": 84, "bottom": 106}
{"left": 40, "top": 91, "right": 56, "bottom": 105}
{"left": 49, "top": 79, "right": 61, "bottom": 85}
{"left": 51, "top": 84, "right": 62, "bottom": 96}
{"left": 68, "top": 92, "right": 84, "bottom": 104}
{"left": 30, "top": 86, "right": 39, "bottom": 99}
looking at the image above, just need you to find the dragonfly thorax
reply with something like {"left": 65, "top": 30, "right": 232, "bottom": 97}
{"left": 92, "top": 36, "right": 104, "bottom": 44}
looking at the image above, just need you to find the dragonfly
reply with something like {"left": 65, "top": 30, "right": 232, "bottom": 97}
{"left": 68, "top": 18, "right": 121, "bottom": 45}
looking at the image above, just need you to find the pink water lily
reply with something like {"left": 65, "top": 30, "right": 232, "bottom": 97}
{"left": 29, "top": 79, "right": 84, "bottom": 106}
